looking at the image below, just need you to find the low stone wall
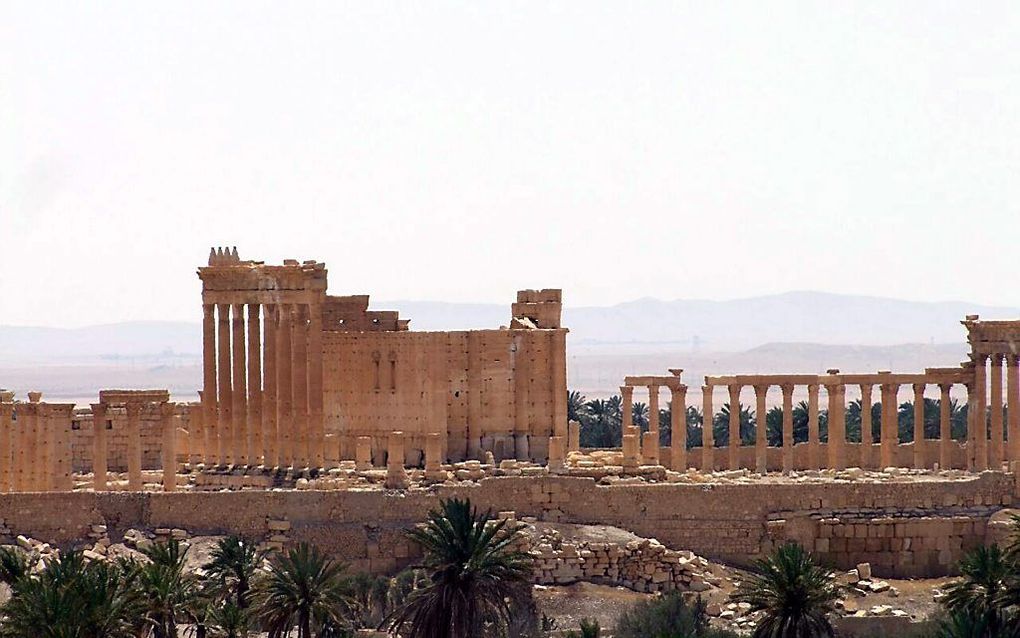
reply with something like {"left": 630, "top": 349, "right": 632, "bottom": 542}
{"left": 0, "top": 473, "right": 1013, "bottom": 578}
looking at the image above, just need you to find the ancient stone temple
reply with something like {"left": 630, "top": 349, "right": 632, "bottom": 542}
{"left": 197, "top": 247, "right": 568, "bottom": 468}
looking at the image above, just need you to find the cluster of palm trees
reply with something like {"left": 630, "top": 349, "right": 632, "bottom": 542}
{"left": 568, "top": 390, "right": 973, "bottom": 451}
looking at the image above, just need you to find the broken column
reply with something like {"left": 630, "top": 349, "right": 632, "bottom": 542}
{"left": 567, "top": 420, "right": 580, "bottom": 453}
{"left": 355, "top": 436, "right": 373, "bottom": 471}
{"left": 641, "top": 431, "right": 659, "bottom": 465}
{"left": 622, "top": 431, "right": 639, "bottom": 473}
{"left": 424, "top": 432, "right": 446, "bottom": 481}
{"left": 548, "top": 435, "right": 565, "bottom": 472}
{"left": 385, "top": 431, "right": 409, "bottom": 489}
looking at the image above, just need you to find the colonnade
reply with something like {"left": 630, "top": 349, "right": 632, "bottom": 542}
{"left": 200, "top": 299, "right": 325, "bottom": 471}
{"left": 615, "top": 367, "right": 1004, "bottom": 473}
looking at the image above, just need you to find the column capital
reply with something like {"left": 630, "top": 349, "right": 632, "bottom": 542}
{"left": 753, "top": 383, "right": 769, "bottom": 396}
{"left": 807, "top": 383, "right": 819, "bottom": 395}
{"left": 159, "top": 402, "right": 176, "bottom": 418}
{"left": 912, "top": 382, "right": 926, "bottom": 394}
{"left": 939, "top": 382, "right": 954, "bottom": 393}
{"left": 974, "top": 353, "right": 989, "bottom": 364}
{"left": 669, "top": 384, "right": 688, "bottom": 398}
{"left": 991, "top": 352, "right": 1005, "bottom": 365}
{"left": 728, "top": 384, "right": 741, "bottom": 399}
{"left": 620, "top": 386, "right": 634, "bottom": 397}
{"left": 125, "top": 402, "right": 143, "bottom": 418}
{"left": 859, "top": 382, "right": 873, "bottom": 393}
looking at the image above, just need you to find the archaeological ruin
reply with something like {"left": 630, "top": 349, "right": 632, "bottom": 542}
{"left": 2, "top": 247, "right": 1020, "bottom": 581}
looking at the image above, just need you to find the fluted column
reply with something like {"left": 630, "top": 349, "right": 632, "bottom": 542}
{"left": 860, "top": 384, "right": 873, "bottom": 469}
{"left": 781, "top": 384, "right": 794, "bottom": 474}
{"left": 990, "top": 354, "right": 1004, "bottom": 468}
{"left": 827, "top": 384, "right": 846, "bottom": 471}
{"left": 701, "top": 386, "right": 713, "bottom": 471}
{"left": 726, "top": 383, "right": 742, "bottom": 467}
{"left": 880, "top": 383, "right": 898, "bottom": 469}
{"left": 308, "top": 302, "right": 325, "bottom": 468}
{"left": 293, "top": 304, "right": 310, "bottom": 469}
{"left": 975, "top": 355, "right": 989, "bottom": 471}
{"left": 247, "top": 303, "right": 263, "bottom": 467}
{"left": 216, "top": 303, "right": 233, "bottom": 466}
{"left": 913, "top": 383, "right": 926, "bottom": 469}
{"left": 231, "top": 302, "right": 248, "bottom": 466}
{"left": 807, "top": 384, "right": 820, "bottom": 470}
{"left": 939, "top": 383, "right": 953, "bottom": 469}
{"left": 91, "top": 403, "right": 108, "bottom": 491}
{"left": 277, "top": 303, "right": 294, "bottom": 468}
{"left": 201, "top": 303, "right": 216, "bottom": 467}
{"left": 669, "top": 385, "right": 687, "bottom": 471}
{"left": 263, "top": 305, "right": 278, "bottom": 467}
{"left": 161, "top": 403, "right": 176, "bottom": 492}
{"left": 1009, "top": 356, "right": 1020, "bottom": 463}
{"left": 754, "top": 384, "right": 768, "bottom": 475}
{"left": 125, "top": 402, "right": 142, "bottom": 491}
{"left": 0, "top": 393, "right": 12, "bottom": 492}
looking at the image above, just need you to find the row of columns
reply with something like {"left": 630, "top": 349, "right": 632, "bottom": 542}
{"left": 969, "top": 354, "right": 1020, "bottom": 472}
{"left": 201, "top": 301, "right": 325, "bottom": 471}
{"left": 89, "top": 400, "right": 179, "bottom": 492}
{"left": 619, "top": 377, "right": 992, "bottom": 473}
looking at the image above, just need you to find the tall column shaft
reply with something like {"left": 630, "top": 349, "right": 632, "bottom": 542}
{"left": 513, "top": 336, "right": 530, "bottom": 458}
{"left": 648, "top": 385, "right": 660, "bottom": 436}
{"left": 913, "top": 383, "right": 926, "bottom": 469}
{"left": 263, "top": 305, "right": 278, "bottom": 467}
{"left": 91, "top": 404, "right": 108, "bottom": 491}
{"left": 701, "top": 386, "right": 713, "bottom": 471}
{"left": 860, "top": 385, "right": 873, "bottom": 469}
{"left": 939, "top": 384, "right": 952, "bottom": 470}
{"left": 26, "top": 404, "right": 38, "bottom": 491}
{"left": 467, "top": 332, "right": 482, "bottom": 459}
{"left": 277, "top": 304, "right": 294, "bottom": 467}
{"left": 781, "top": 384, "right": 794, "bottom": 474}
{"left": 827, "top": 384, "right": 846, "bottom": 471}
{"left": 201, "top": 304, "right": 216, "bottom": 466}
{"left": 39, "top": 405, "right": 53, "bottom": 491}
{"left": 670, "top": 386, "right": 687, "bottom": 471}
{"left": 161, "top": 403, "right": 176, "bottom": 492}
{"left": 728, "top": 385, "right": 741, "bottom": 470}
{"left": 125, "top": 403, "right": 142, "bottom": 492}
{"left": 308, "top": 302, "right": 325, "bottom": 468}
{"left": 807, "top": 384, "right": 820, "bottom": 470}
{"left": 247, "top": 303, "right": 263, "bottom": 467}
{"left": 880, "top": 384, "right": 898, "bottom": 469}
{"left": 975, "top": 356, "right": 989, "bottom": 471}
{"left": 621, "top": 386, "right": 634, "bottom": 431}
{"left": 292, "top": 304, "right": 310, "bottom": 468}
{"left": 231, "top": 302, "right": 248, "bottom": 466}
{"left": 754, "top": 384, "right": 768, "bottom": 475}
{"left": 990, "top": 354, "right": 1004, "bottom": 468}
{"left": 966, "top": 382, "right": 976, "bottom": 470}
{"left": 1009, "top": 356, "right": 1020, "bottom": 463}
{"left": 0, "top": 395, "right": 12, "bottom": 492}
{"left": 53, "top": 405, "right": 73, "bottom": 491}
{"left": 216, "top": 304, "right": 233, "bottom": 465}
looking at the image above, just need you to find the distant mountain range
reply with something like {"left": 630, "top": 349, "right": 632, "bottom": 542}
{"left": 1, "top": 292, "right": 1016, "bottom": 364}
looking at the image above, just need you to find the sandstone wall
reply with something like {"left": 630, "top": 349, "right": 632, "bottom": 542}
{"left": 0, "top": 474, "right": 1012, "bottom": 578}
{"left": 70, "top": 403, "right": 195, "bottom": 472}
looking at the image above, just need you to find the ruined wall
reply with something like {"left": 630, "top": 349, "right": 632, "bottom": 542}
{"left": 70, "top": 403, "right": 195, "bottom": 472}
{"left": 0, "top": 474, "right": 1011, "bottom": 578}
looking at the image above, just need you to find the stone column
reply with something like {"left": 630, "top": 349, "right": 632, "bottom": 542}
{"left": 292, "top": 304, "right": 310, "bottom": 469}
{"left": 466, "top": 332, "right": 483, "bottom": 459}
{"left": 1009, "top": 356, "right": 1020, "bottom": 463}
{"left": 24, "top": 401, "right": 39, "bottom": 491}
{"left": 125, "top": 402, "right": 143, "bottom": 492}
{"left": 263, "top": 304, "right": 278, "bottom": 467}
{"left": 642, "top": 431, "right": 659, "bottom": 465}
{"left": 622, "top": 431, "right": 639, "bottom": 473}
{"left": 425, "top": 432, "right": 445, "bottom": 481}
{"left": 913, "top": 383, "right": 926, "bottom": 469}
{"left": 231, "top": 302, "right": 248, "bottom": 466}
{"left": 247, "top": 303, "right": 263, "bottom": 467}
{"left": 807, "top": 384, "right": 820, "bottom": 470}
{"left": 990, "top": 354, "right": 1004, "bottom": 468}
{"left": 754, "top": 384, "right": 768, "bottom": 475}
{"left": 728, "top": 385, "right": 741, "bottom": 470}
{"left": 975, "top": 355, "right": 989, "bottom": 471}
{"left": 670, "top": 385, "right": 687, "bottom": 471}
{"left": 939, "top": 383, "right": 953, "bottom": 470}
{"left": 307, "top": 302, "right": 325, "bottom": 468}
{"left": 880, "top": 383, "right": 898, "bottom": 469}
{"left": 385, "top": 431, "right": 409, "bottom": 489}
{"left": 781, "top": 384, "right": 794, "bottom": 474}
{"left": 0, "top": 393, "right": 12, "bottom": 492}
{"left": 548, "top": 436, "right": 565, "bottom": 472}
{"left": 13, "top": 403, "right": 27, "bottom": 491}
{"left": 201, "top": 303, "right": 216, "bottom": 467}
{"left": 860, "top": 384, "right": 873, "bottom": 469}
{"left": 277, "top": 303, "right": 294, "bottom": 468}
{"left": 701, "top": 386, "right": 713, "bottom": 471}
{"left": 38, "top": 404, "right": 53, "bottom": 491}
{"left": 161, "top": 403, "right": 177, "bottom": 492}
{"left": 648, "top": 385, "right": 660, "bottom": 438}
{"left": 621, "top": 386, "right": 634, "bottom": 432}
{"left": 827, "top": 384, "right": 846, "bottom": 471}
{"left": 512, "top": 335, "right": 530, "bottom": 460}
{"left": 567, "top": 420, "right": 580, "bottom": 452}
{"left": 355, "top": 436, "right": 373, "bottom": 471}
{"left": 966, "top": 382, "right": 976, "bottom": 470}
{"left": 216, "top": 303, "right": 233, "bottom": 466}
{"left": 91, "top": 403, "right": 108, "bottom": 491}
{"left": 48, "top": 405, "right": 69, "bottom": 491}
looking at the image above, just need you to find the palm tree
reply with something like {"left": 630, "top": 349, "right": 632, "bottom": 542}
{"left": 732, "top": 542, "right": 840, "bottom": 638}
{"left": 205, "top": 536, "right": 264, "bottom": 610}
{"left": 387, "top": 498, "right": 533, "bottom": 638}
{"left": 943, "top": 545, "right": 1012, "bottom": 634}
{"left": 567, "top": 391, "right": 588, "bottom": 423}
{"left": 712, "top": 403, "right": 754, "bottom": 448}
{"left": 632, "top": 402, "right": 650, "bottom": 429}
{"left": 253, "top": 542, "right": 355, "bottom": 638}
{"left": 0, "top": 545, "right": 31, "bottom": 587}
{"left": 138, "top": 539, "right": 202, "bottom": 638}
{"left": 207, "top": 600, "right": 252, "bottom": 638}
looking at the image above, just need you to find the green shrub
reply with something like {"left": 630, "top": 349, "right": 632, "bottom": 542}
{"left": 614, "top": 593, "right": 738, "bottom": 638}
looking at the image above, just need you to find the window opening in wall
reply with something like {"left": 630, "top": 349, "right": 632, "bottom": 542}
{"left": 71, "top": 420, "right": 81, "bottom": 430}
{"left": 390, "top": 360, "right": 396, "bottom": 391}
{"left": 106, "top": 420, "right": 113, "bottom": 430}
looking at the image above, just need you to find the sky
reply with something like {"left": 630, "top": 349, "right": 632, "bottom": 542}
{"left": 1, "top": 1, "right": 1019, "bottom": 327}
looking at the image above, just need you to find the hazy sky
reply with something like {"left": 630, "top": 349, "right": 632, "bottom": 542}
{"left": 2, "top": 2, "right": 1019, "bottom": 327}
